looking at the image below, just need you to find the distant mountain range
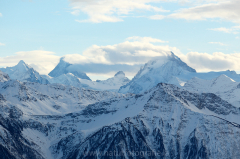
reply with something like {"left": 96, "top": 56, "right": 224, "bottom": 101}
{"left": 2, "top": 52, "right": 240, "bottom": 94}
{"left": 1, "top": 52, "right": 240, "bottom": 158}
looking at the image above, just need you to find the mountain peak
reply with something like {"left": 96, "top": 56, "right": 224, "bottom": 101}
{"left": 59, "top": 57, "right": 69, "bottom": 63}
{"left": 212, "top": 74, "right": 235, "bottom": 85}
{"left": 16, "top": 60, "right": 28, "bottom": 67}
{"left": 119, "top": 52, "right": 197, "bottom": 94}
{"left": 15, "top": 60, "right": 31, "bottom": 72}
{"left": 48, "top": 57, "right": 72, "bottom": 78}
{"left": 18, "top": 60, "right": 26, "bottom": 64}
{"left": 114, "top": 71, "right": 125, "bottom": 77}
{"left": 49, "top": 58, "right": 91, "bottom": 81}
{"left": 0, "top": 61, "right": 49, "bottom": 84}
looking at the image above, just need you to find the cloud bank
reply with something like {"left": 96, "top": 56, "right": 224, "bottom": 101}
{"left": 0, "top": 51, "right": 60, "bottom": 75}
{"left": 209, "top": 26, "right": 240, "bottom": 34}
{"left": 169, "top": 0, "right": 240, "bottom": 24}
{"left": 180, "top": 52, "right": 240, "bottom": 72}
{"left": 69, "top": 0, "right": 240, "bottom": 24}
{"left": 69, "top": 0, "right": 169, "bottom": 23}
{"left": 1, "top": 37, "right": 240, "bottom": 78}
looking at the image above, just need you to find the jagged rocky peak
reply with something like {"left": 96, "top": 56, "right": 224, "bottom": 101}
{"left": 17, "top": 60, "right": 26, "bottom": 65}
{"left": 0, "top": 60, "right": 49, "bottom": 84}
{"left": 114, "top": 71, "right": 125, "bottom": 77}
{"left": 142, "top": 51, "right": 196, "bottom": 74}
{"left": 119, "top": 52, "right": 197, "bottom": 94}
{"left": 135, "top": 51, "right": 196, "bottom": 80}
{"left": 15, "top": 60, "right": 35, "bottom": 73}
{"left": 168, "top": 52, "right": 196, "bottom": 73}
{"left": 48, "top": 57, "right": 91, "bottom": 81}
{"left": 48, "top": 57, "right": 72, "bottom": 78}
{"left": 14, "top": 60, "right": 31, "bottom": 71}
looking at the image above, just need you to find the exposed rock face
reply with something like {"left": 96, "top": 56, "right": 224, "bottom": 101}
{"left": 0, "top": 107, "right": 45, "bottom": 159}
{"left": 0, "top": 70, "right": 10, "bottom": 82}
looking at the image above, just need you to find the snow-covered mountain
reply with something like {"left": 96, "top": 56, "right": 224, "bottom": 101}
{"left": 48, "top": 57, "right": 91, "bottom": 81}
{"left": 119, "top": 52, "right": 240, "bottom": 94}
{"left": 47, "top": 58, "right": 130, "bottom": 91}
{"left": 83, "top": 71, "right": 130, "bottom": 91}
{"left": 96, "top": 71, "right": 130, "bottom": 86}
{"left": 119, "top": 52, "right": 196, "bottom": 94}
{"left": 44, "top": 73, "right": 91, "bottom": 90}
{"left": 0, "top": 60, "right": 49, "bottom": 84}
{"left": 184, "top": 74, "right": 240, "bottom": 108}
{"left": 184, "top": 74, "right": 236, "bottom": 93}
{"left": 1, "top": 82, "right": 240, "bottom": 158}
{"left": 0, "top": 80, "right": 129, "bottom": 115}
{"left": 47, "top": 71, "right": 130, "bottom": 92}
{"left": 1, "top": 54, "right": 240, "bottom": 158}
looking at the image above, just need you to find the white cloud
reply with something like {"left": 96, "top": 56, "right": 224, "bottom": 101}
{"left": 168, "top": 0, "right": 240, "bottom": 24}
{"left": 1, "top": 37, "right": 240, "bottom": 78}
{"left": 69, "top": 0, "right": 170, "bottom": 23}
{"left": 179, "top": 51, "right": 240, "bottom": 72}
{"left": 0, "top": 43, "right": 5, "bottom": 46}
{"left": 69, "top": 0, "right": 240, "bottom": 23}
{"left": 63, "top": 37, "right": 178, "bottom": 66}
{"left": 209, "top": 26, "right": 240, "bottom": 34}
{"left": 209, "top": 42, "right": 227, "bottom": 46}
{"left": 0, "top": 50, "right": 60, "bottom": 74}
{"left": 0, "top": 13, "right": 2, "bottom": 17}
{"left": 0, "top": 38, "right": 178, "bottom": 76}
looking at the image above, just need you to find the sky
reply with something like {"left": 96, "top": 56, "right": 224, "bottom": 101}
{"left": 0, "top": 0, "right": 240, "bottom": 80}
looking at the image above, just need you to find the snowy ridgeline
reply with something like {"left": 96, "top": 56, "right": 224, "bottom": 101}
{"left": 1, "top": 51, "right": 240, "bottom": 158}
{"left": 0, "top": 80, "right": 240, "bottom": 159}
{"left": 0, "top": 60, "right": 130, "bottom": 92}
{"left": 2, "top": 51, "right": 240, "bottom": 94}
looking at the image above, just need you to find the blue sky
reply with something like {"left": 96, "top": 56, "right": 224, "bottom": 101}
{"left": 0, "top": 0, "right": 240, "bottom": 80}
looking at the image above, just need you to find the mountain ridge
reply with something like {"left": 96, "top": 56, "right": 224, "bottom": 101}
{"left": 48, "top": 57, "right": 91, "bottom": 81}
{"left": 0, "top": 81, "right": 238, "bottom": 158}
{"left": 0, "top": 60, "right": 49, "bottom": 84}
